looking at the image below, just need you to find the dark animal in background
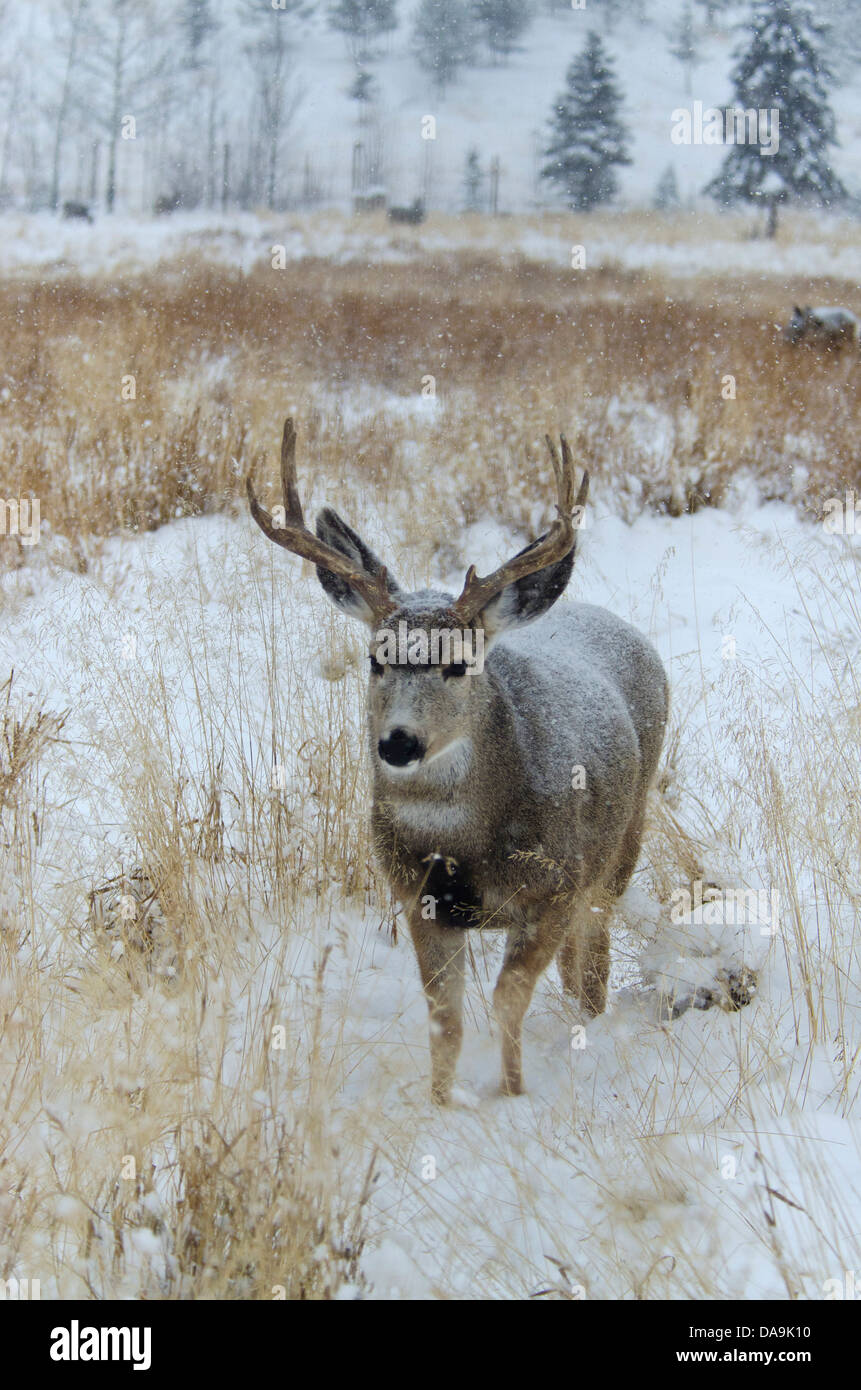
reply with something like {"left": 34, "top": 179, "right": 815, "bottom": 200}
{"left": 62, "top": 201, "right": 93, "bottom": 223}
{"left": 387, "top": 198, "right": 425, "bottom": 225}
{"left": 154, "top": 193, "right": 184, "bottom": 216}
{"left": 786, "top": 305, "right": 859, "bottom": 348}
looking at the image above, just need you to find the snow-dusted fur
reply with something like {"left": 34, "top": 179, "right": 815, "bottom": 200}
{"left": 786, "top": 304, "right": 860, "bottom": 347}
{"left": 315, "top": 515, "right": 669, "bottom": 1103}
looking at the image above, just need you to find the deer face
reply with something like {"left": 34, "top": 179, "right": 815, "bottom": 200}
{"left": 247, "top": 422, "right": 588, "bottom": 782}
{"left": 366, "top": 602, "right": 481, "bottom": 777}
{"left": 315, "top": 524, "right": 580, "bottom": 782}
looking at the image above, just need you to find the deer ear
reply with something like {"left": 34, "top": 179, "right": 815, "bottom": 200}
{"left": 478, "top": 534, "right": 576, "bottom": 641}
{"left": 793, "top": 305, "right": 802, "bottom": 316}
{"left": 314, "top": 508, "right": 402, "bottom": 623}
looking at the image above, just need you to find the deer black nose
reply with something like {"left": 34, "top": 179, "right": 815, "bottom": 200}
{"left": 378, "top": 728, "right": 425, "bottom": 767}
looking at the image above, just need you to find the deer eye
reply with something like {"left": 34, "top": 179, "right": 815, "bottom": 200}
{"left": 443, "top": 662, "right": 468, "bottom": 680}
{"left": 369, "top": 654, "right": 385, "bottom": 676}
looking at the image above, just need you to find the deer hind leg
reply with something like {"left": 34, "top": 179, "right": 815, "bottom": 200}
{"left": 408, "top": 916, "right": 467, "bottom": 1105}
{"left": 494, "top": 913, "right": 569, "bottom": 1096}
{"left": 578, "top": 902, "right": 611, "bottom": 1017}
{"left": 557, "top": 901, "right": 611, "bottom": 1018}
{"left": 608, "top": 802, "right": 646, "bottom": 899}
{"left": 577, "top": 798, "right": 652, "bottom": 1014}
{"left": 570, "top": 805, "right": 646, "bottom": 1017}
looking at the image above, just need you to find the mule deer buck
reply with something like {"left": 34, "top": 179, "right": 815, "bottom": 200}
{"left": 248, "top": 421, "right": 668, "bottom": 1102}
{"left": 786, "top": 304, "right": 860, "bottom": 348}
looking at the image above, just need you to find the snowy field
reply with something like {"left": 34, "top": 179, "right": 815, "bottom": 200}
{"left": 3, "top": 205, "right": 861, "bottom": 283}
{"left": 1, "top": 0, "right": 860, "bottom": 1316}
{"left": 1, "top": 487, "right": 859, "bottom": 1298}
{"left": 0, "top": 200, "right": 859, "bottom": 1297}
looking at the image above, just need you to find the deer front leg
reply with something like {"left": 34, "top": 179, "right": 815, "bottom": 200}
{"left": 494, "top": 914, "right": 569, "bottom": 1096}
{"left": 408, "top": 916, "right": 467, "bottom": 1104}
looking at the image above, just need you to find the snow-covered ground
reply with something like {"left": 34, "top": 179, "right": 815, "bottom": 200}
{"left": 3, "top": 0, "right": 861, "bottom": 1293}
{"left": 2, "top": 471, "right": 858, "bottom": 1297}
{"left": 3, "top": 205, "right": 861, "bottom": 283}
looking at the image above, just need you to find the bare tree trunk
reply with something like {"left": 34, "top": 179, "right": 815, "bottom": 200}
{"left": 105, "top": 15, "right": 127, "bottom": 212}
{"left": 265, "top": 35, "right": 285, "bottom": 210}
{"left": 50, "top": 0, "right": 87, "bottom": 212}
{"left": 153, "top": 97, "right": 169, "bottom": 211}
{"left": 267, "top": 133, "right": 278, "bottom": 209}
{"left": 89, "top": 140, "right": 100, "bottom": 203}
{"left": 106, "top": 137, "right": 118, "bottom": 212}
{"left": 221, "top": 141, "right": 230, "bottom": 211}
{"left": 0, "top": 64, "right": 22, "bottom": 204}
{"left": 489, "top": 156, "right": 500, "bottom": 216}
{"left": 206, "top": 84, "right": 218, "bottom": 208}
{"left": 247, "top": 107, "right": 261, "bottom": 208}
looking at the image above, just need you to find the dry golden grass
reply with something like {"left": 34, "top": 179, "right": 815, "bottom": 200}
{"left": 0, "top": 248, "right": 859, "bottom": 573}
{"left": 0, "top": 577, "right": 383, "bottom": 1299}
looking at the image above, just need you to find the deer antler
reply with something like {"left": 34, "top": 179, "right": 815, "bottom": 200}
{"left": 453, "top": 435, "right": 589, "bottom": 624}
{"left": 246, "top": 418, "right": 397, "bottom": 622}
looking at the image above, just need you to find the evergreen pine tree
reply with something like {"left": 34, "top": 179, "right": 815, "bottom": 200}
{"left": 349, "top": 68, "right": 377, "bottom": 127}
{"left": 472, "top": 1, "right": 533, "bottom": 61}
{"left": 182, "top": 0, "right": 217, "bottom": 70}
{"left": 413, "top": 0, "right": 475, "bottom": 92}
{"left": 669, "top": 1, "right": 700, "bottom": 96}
{"left": 694, "top": 0, "right": 731, "bottom": 32}
{"left": 704, "top": 0, "right": 845, "bottom": 211}
{"left": 328, "top": 0, "right": 398, "bottom": 63}
{"left": 349, "top": 69, "right": 377, "bottom": 103}
{"left": 653, "top": 164, "right": 680, "bottom": 209}
{"left": 541, "top": 33, "right": 631, "bottom": 209}
{"left": 599, "top": 0, "right": 624, "bottom": 32}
